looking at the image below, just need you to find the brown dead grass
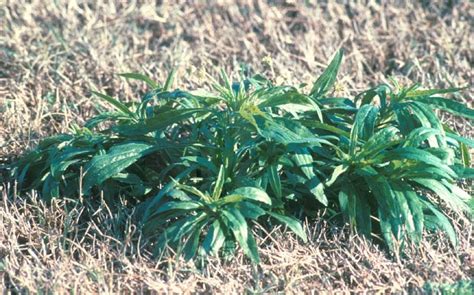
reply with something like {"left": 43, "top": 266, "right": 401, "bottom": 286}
{"left": 1, "top": 186, "right": 472, "bottom": 293}
{"left": 1, "top": 0, "right": 473, "bottom": 293}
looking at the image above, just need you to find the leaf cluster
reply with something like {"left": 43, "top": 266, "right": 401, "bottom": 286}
{"left": 12, "top": 50, "right": 473, "bottom": 262}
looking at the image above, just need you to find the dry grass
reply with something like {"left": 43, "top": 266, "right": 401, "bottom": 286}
{"left": 1, "top": 186, "right": 472, "bottom": 293}
{"left": 1, "top": 0, "right": 473, "bottom": 293}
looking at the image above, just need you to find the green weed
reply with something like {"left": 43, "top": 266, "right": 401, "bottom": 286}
{"left": 11, "top": 50, "right": 473, "bottom": 262}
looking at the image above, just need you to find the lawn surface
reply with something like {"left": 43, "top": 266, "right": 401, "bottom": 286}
{"left": 1, "top": 0, "right": 473, "bottom": 293}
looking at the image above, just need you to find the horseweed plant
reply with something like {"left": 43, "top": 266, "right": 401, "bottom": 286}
{"left": 12, "top": 50, "right": 473, "bottom": 262}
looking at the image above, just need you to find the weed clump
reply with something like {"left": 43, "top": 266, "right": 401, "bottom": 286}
{"left": 11, "top": 50, "right": 473, "bottom": 262}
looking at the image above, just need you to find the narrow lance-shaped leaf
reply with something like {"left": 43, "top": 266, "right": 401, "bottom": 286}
{"left": 203, "top": 220, "right": 226, "bottom": 255}
{"left": 408, "top": 102, "right": 446, "bottom": 147}
{"left": 412, "top": 96, "right": 474, "bottom": 120}
{"left": 365, "top": 176, "right": 406, "bottom": 249}
{"left": 350, "top": 104, "right": 379, "bottom": 155}
{"left": 163, "top": 68, "right": 176, "bottom": 91}
{"left": 326, "top": 164, "right": 348, "bottom": 187}
{"left": 118, "top": 73, "right": 159, "bottom": 89}
{"left": 411, "top": 178, "right": 470, "bottom": 214}
{"left": 338, "top": 181, "right": 372, "bottom": 237}
{"left": 183, "top": 221, "right": 208, "bottom": 261}
{"left": 390, "top": 182, "right": 420, "bottom": 243}
{"left": 355, "top": 84, "right": 390, "bottom": 107}
{"left": 404, "top": 87, "right": 466, "bottom": 98}
{"left": 114, "top": 108, "right": 211, "bottom": 136}
{"left": 83, "top": 142, "right": 153, "bottom": 194}
{"left": 230, "top": 187, "right": 272, "bottom": 205}
{"left": 212, "top": 165, "right": 225, "bottom": 200}
{"left": 268, "top": 212, "right": 308, "bottom": 242}
{"left": 268, "top": 164, "right": 282, "bottom": 199}
{"left": 91, "top": 91, "right": 136, "bottom": 118}
{"left": 222, "top": 208, "right": 259, "bottom": 262}
{"left": 445, "top": 132, "right": 474, "bottom": 148}
{"left": 310, "top": 49, "right": 344, "bottom": 98}
{"left": 422, "top": 200, "right": 458, "bottom": 247}
{"left": 460, "top": 143, "right": 471, "bottom": 167}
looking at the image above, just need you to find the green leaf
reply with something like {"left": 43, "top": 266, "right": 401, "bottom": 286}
{"left": 358, "top": 126, "right": 400, "bottom": 158}
{"left": 173, "top": 181, "right": 210, "bottom": 202}
{"left": 118, "top": 73, "right": 158, "bottom": 89}
{"left": 383, "top": 147, "right": 456, "bottom": 178}
{"left": 238, "top": 202, "right": 267, "bottom": 220}
{"left": 452, "top": 166, "right": 474, "bottom": 179}
{"left": 377, "top": 207, "right": 396, "bottom": 251}
{"left": 404, "top": 87, "right": 465, "bottom": 98}
{"left": 445, "top": 132, "right": 474, "bottom": 148}
{"left": 91, "top": 91, "right": 136, "bottom": 118}
{"left": 310, "top": 49, "right": 344, "bottom": 98}
{"left": 403, "top": 127, "right": 442, "bottom": 148}
{"left": 365, "top": 176, "right": 413, "bottom": 248}
{"left": 307, "top": 175, "right": 328, "bottom": 206}
{"left": 220, "top": 69, "right": 233, "bottom": 93}
{"left": 268, "top": 212, "right": 307, "bottom": 242}
{"left": 355, "top": 166, "right": 378, "bottom": 177}
{"left": 405, "top": 192, "right": 424, "bottom": 243}
{"left": 393, "top": 104, "right": 418, "bottom": 136}
{"left": 412, "top": 178, "right": 470, "bottom": 214}
{"left": 83, "top": 142, "right": 153, "bottom": 194}
{"left": 258, "top": 87, "right": 321, "bottom": 116}
{"left": 246, "top": 231, "right": 260, "bottom": 264}
{"left": 183, "top": 221, "right": 208, "bottom": 261}
{"left": 115, "top": 108, "right": 210, "bottom": 136}
{"left": 215, "top": 194, "right": 245, "bottom": 206}
{"left": 395, "top": 162, "right": 455, "bottom": 182}
{"left": 408, "top": 102, "right": 446, "bottom": 147}
{"left": 301, "top": 120, "right": 351, "bottom": 138}
{"left": 212, "top": 165, "right": 225, "bottom": 200}
{"left": 152, "top": 201, "right": 202, "bottom": 216}
{"left": 293, "top": 148, "right": 316, "bottom": 179}
{"left": 338, "top": 181, "right": 372, "bottom": 237}
{"left": 256, "top": 117, "right": 314, "bottom": 144}
{"left": 350, "top": 104, "right": 379, "bottom": 155}
{"left": 355, "top": 84, "right": 390, "bottom": 107}
{"left": 222, "top": 207, "right": 259, "bottom": 262}
{"left": 163, "top": 69, "right": 176, "bottom": 91}
{"left": 268, "top": 165, "right": 282, "bottom": 199}
{"left": 155, "top": 218, "right": 189, "bottom": 249}
{"left": 180, "top": 156, "right": 218, "bottom": 174}
{"left": 422, "top": 200, "right": 458, "bottom": 247}
{"left": 42, "top": 174, "right": 60, "bottom": 202}
{"left": 50, "top": 147, "right": 95, "bottom": 179}
{"left": 460, "top": 143, "right": 471, "bottom": 167}
{"left": 85, "top": 112, "right": 131, "bottom": 129}
{"left": 230, "top": 187, "right": 272, "bottom": 205}
{"left": 325, "top": 164, "right": 348, "bottom": 187}
{"left": 202, "top": 220, "right": 225, "bottom": 255}
{"left": 390, "top": 182, "right": 421, "bottom": 243}
{"left": 413, "top": 96, "right": 474, "bottom": 119}
{"left": 203, "top": 220, "right": 226, "bottom": 255}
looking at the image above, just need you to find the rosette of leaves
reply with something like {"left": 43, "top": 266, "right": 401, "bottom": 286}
{"left": 11, "top": 50, "right": 473, "bottom": 261}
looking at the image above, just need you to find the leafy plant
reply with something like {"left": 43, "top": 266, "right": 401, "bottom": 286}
{"left": 141, "top": 171, "right": 305, "bottom": 262}
{"left": 11, "top": 50, "right": 473, "bottom": 262}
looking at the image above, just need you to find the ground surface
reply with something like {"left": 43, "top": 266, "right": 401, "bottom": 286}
{"left": 0, "top": 0, "right": 473, "bottom": 293}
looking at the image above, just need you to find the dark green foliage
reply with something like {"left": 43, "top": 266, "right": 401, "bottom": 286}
{"left": 12, "top": 50, "right": 473, "bottom": 262}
